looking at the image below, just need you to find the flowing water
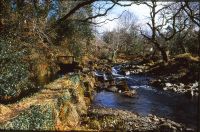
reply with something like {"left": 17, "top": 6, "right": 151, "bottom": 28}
{"left": 92, "top": 65, "right": 198, "bottom": 128}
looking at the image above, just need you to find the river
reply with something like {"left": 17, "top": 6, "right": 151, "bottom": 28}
{"left": 92, "top": 65, "right": 198, "bottom": 128}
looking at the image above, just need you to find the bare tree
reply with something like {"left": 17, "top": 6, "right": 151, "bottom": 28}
{"left": 181, "top": 1, "right": 200, "bottom": 27}
{"left": 141, "top": 0, "right": 188, "bottom": 62}
{"left": 181, "top": 1, "right": 200, "bottom": 56}
{"left": 53, "top": 0, "right": 135, "bottom": 26}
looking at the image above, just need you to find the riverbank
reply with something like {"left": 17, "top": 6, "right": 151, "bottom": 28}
{"left": 80, "top": 107, "right": 194, "bottom": 131}
{"left": 147, "top": 54, "right": 199, "bottom": 98}
{"left": 118, "top": 53, "right": 199, "bottom": 98}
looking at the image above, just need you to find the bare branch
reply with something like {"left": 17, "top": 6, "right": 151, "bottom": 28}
{"left": 52, "top": 0, "right": 135, "bottom": 28}
{"left": 110, "top": 0, "right": 135, "bottom": 7}
{"left": 56, "top": 0, "right": 96, "bottom": 24}
{"left": 82, "top": 3, "right": 116, "bottom": 22}
{"left": 147, "top": 22, "right": 153, "bottom": 30}
{"left": 85, "top": 10, "right": 127, "bottom": 25}
{"left": 181, "top": 1, "right": 200, "bottom": 27}
{"left": 143, "top": 2, "right": 153, "bottom": 8}
{"left": 155, "top": 3, "right": 175, "bottom": 15}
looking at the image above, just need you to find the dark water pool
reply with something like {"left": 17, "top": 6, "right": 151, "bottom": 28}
{"left": 93, "top": 67, "right": 198, "bottom": 128}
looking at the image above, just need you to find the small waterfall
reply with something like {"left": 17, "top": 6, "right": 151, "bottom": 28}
{"left": 103, "top": 73, "right": 108, "bottom": 81}
{"left": 112, "top": 67, "right": 122, "bottom": 76}
{"left": 94, "top": 71, "right": 104, "bottom": 77}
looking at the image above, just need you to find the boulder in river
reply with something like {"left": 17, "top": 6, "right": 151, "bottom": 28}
{"left": 116, "top": 80, "right": 129, "bottom": 92}
{"left": 185, "top": 89, "right": 194, "bottom": 98}
{"left": 150, "top": 79, "right": 164, "bottom": 88}
{"left": 121, "top": 90, "right": 136, "bottom": 98}
{"left": 107, "top": 85, "right": 118, "bottom": 92}
{"left": 103, "top": 73, "right": 113, "bottom": 81}
{"left": 125, "top": 71, "right": 131, "bottom": 75}
{"left": 165, "top": 83, "right": 172, "bottom": 87}
{"left": 191, "top": 82, "right": 198, "bottom": 89}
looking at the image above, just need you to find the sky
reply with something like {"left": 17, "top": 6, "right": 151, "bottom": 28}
{"left": 93, "top": 2, "right": 165, "bottom": 34}
{"left": 94, "top": 2, "right": 150, "bottom": 33}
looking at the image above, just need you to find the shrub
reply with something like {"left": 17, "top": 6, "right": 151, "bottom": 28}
{"left": 0, "top": 39, "right": 36, "bottom": 101}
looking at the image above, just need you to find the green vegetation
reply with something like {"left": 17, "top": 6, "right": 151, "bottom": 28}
{"left": 2, "top": 105, "right": 55, "bottom": 130}
{"left": 0, "top": 39, "right": 36, "bottom": 100}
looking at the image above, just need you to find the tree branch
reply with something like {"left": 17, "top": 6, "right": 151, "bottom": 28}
{"left": 111, "top": 0, "right": 135, "bottom": 7}
{"left": 143, "top": 2, "right": 153, "bottom": 8}
{"left": 84, "top": 10, "right": 127, "bottom": 25}
{"left": 182, "top": 1, "right": 200, "bottom": 27}
{"left": 82, "top": 3, "right": 116, "bottom": 22}
{"left": 56, "top": 0, "right": 96, "bottom": 24}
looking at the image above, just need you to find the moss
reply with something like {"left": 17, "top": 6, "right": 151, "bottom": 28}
{"left": 69, "top": 74, "right": 80, "bottom": 85}
{"left": 0, "top": 39, "right": 37, "bottom": 101}
{"left": 2, "top": 104, "right": 55, "bottom": 130}
{"left": 57, "top": 89, "right": 71, "bottom": 108}
{"left": 68, "top": 88, "right": 79, "bottom": 103}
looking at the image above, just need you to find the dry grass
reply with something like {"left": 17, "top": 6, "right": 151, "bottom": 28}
{"left": 174, "top": 53, "right": 199, "bottom": 62}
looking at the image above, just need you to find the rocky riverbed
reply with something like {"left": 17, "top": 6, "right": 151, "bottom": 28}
{"left": 116, "top": 55, "right": 199, "bottom": 98}
{"left": 81, "top": 107, "right": 195, "bottom": 131}
{"left": 90, "top": 58, "right": 198, "bottom": 131}
{"left": 150, "top": 80, "right": 199, "bottom": 97}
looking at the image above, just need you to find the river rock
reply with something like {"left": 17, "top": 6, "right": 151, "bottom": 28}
{"left": 180, "top": 83, "right": 185, "bottom": 87}
{"left": 117, "top": 80, "right": 129, "bottom": 92}
{"left": 153, "top": 115, "right": 159, "bottom": 122}
{"left": 121, "top": 90, "right": 136, "bottom": 98}
{"left": 125, "top": 71, "right": 131, "bottom": 75}
{"left": 150, "top": 79, "right": 163, "bottom": 88}
{"left": 159, "top": 122, "right": 176, "bottom": 132}
{"left": 185, "top": 89, "right": 194, "bottom": 98}
{"left": 104, "top": 82, "right": 110, "bottom": 88}
{"left": 173, "top": 84, "right": 178, "bottom": 88}
{"left": 172, "top": 88, "right": 177, "bottom": 92}
{"left": 103, "top": 73, "right": 113, "bottom": 81}
{"left": 107, "top": 85, "right": 118, "bottom": 92}
{"left": 191, "top": 82, "right": 198, "bottom": 89}
{"left": 165, "top": 83, "right": 172, "bottom": 87}
{"left": 163, "top": 87, "right": 168, "bottom": 91}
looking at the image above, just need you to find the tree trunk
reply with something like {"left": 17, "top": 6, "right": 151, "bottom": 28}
{"left": 153, "top": 41, "right": 169, "bottom": 63}
{"left": 177, "top": 36, "right": 187, "bottom": 53}
{"left": 151, "top": 47, "right": 157, "bottom": 60}
{"left": 179, "top": 43, "right": 187, "bottom": 53}
{"left": 160, "top": 48, "right": 169, "bottom": 63}
{"left": 112, "top": 50, "right": 117, "bottom": 63}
